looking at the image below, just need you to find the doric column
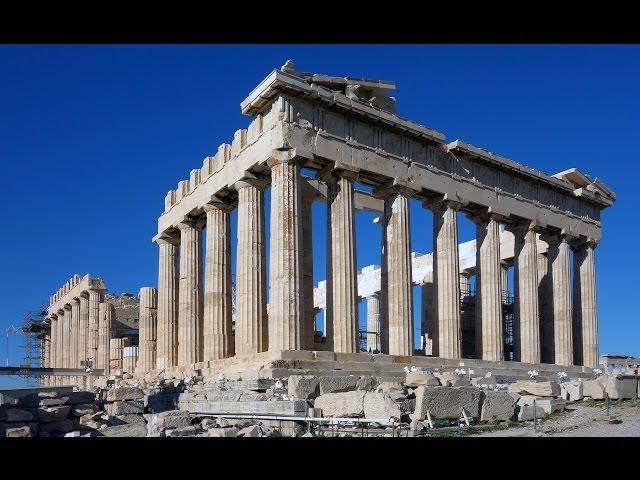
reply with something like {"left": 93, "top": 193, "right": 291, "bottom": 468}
{"left": 301, "top": 187, "right": 316, "bottom": 350}
{"left": 267, "top": 152, "right": 304, "bottom": 351}
{"left": 380, "top": 187, "right": 413, "bottom": 356}
{"left": 573, "top": 240, "right": 598, "bottom": 368}
{"left": 57, "top": 309, "right": 65, "bottom": 384}
{"left": 62, "top": 304, "right": 71, "bottom": 370}
{"left": 500, "top": 262, "right": 509, "bottom": 299}
{"left": 156, "top": 236, "right": 179, "bottom": 370}
{"left": 509, "top": 222, "right": 541, "bottom": 364}
{"left": 326, "top": 169, "right": 359, "bottom": 353}
{"left": 87, "top": 289, "right": 103, "bottom": 365}
{"left": 78, "top": 293, "right": 89, "bottom": 365}
{"left": 366, "top": 294, "right": 381, "bottom": 351}
{"left": 473, "top": 214, "right": 504, "bottom": 361}
{"left": 429, "top": 200, "right": 462, "bottom": 359}
{"left": 421, "top": 281, "right": 434, "bottom": 355}
{"left": 70, "top": 298, "right": 80, "bottom": 368}
{"left": 97, "top": 302, "right": 114, "bottom": 376}
{"left": 137, "top": 287, "right": 158, "bottom": 373}
{"left": 203, "top": 200, "right": 234, "bottom": 360}
{"left": 235, "top": 179, "right": 268, "bottom": 355}
{"left": 177, "top": 220, "right": 203, "bottom": 366}
{"left": 537, "top": 252, "right": 554, "bottom": 363}
{"left": 543, "top": 234, "right": 573, "bottom": 366}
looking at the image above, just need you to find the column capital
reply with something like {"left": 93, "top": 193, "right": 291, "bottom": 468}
{"left": 154, "top": 232, "right": 180, "bottom": 246}
{"left": 233, "top": 171, "right": 270, "bottom": 191}
{"left": 466, "top": 210, "right": 507, "bottom": 226}
{"left": 422, "top": 194, "right": 466, "bottom": 212}
{"left": 177, "top": 218, "right": 201, "bottom": 231}
{"left": 570, "top": 236, "right": 599, "bottom": 250}
{"left": 266, "top": 148, "right": 307, "bottom": 168}
{"left": 372, "top": 179, "right": 417, "bottom": 199}
{"left": 504, "top": 218, "right": 543, "bottom": 236}
{"left": 315, "top": 162, "right": 360, "bottom": 184}
{"left": 203, "top": 196, "right": 235, "bottom": 213}
{"left": 63, "top": 304, "right": 72, "bottom": 312}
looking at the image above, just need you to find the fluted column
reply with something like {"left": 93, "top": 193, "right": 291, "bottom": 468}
{"left": 87, "top": 289, "right": 102, "bottom": 365}
{"left": 327, "top": 170, "right": 359, "bottom": 353}
{"left": 366, "top": 294, "right": 381, "bottom": 351}
{"left": 267, "top": 153, "right": 304, "bottom": 351}
{"left": 138, "top": 287, "right": 158, "bottom": 373}
{"left": 203, "top": 200, "right": 234, "bottom": 360}
{"left": 56, "top": 310, "right": 65, "bottom": 384}
{"left": 510, "top": 223, "right": 541, "bottom": 364}
{"left": 78, "top": 294, "right": 89, "bottom": 365}
{"left": 49, "top": 317, "right": 56, "bottom": 385}
{"left": 537, "top": 252, "right": 555, "bottom": 363}
{"left": 544, "top": 235, "right": 573, "bottom": 366}
{"left": 573, "top": 240, "right": 598, "bottom": 367}
{"left": 473, "top": 214, "right": 504, "bottom": 361}
{"left": 381, "top": 188, "right": 413, "bottom": 356}
{"left": 156, "top": 237, "right": 179, "bottom": 370}
{"left": 301, "top": 189, "right": 316, "bottom": 350}
{"left": 70, "top": 298, "right": 80, "bottom": 369}
{"left": 97, "top": 302, "right": 114, "bottom": 376}
{"left": 430, "top": 200, "right": 462, "bottom": 359}
{"left": 62, "top": 305, "right": 71, "bottom": 383}
{"left": 177, "top": 220, "right": 203, "bottom": 366}
{"left": 235, "top": 180, "right": 268, "bottom": 355}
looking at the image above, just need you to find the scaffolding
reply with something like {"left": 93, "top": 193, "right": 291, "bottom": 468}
{"left": 19, "top": 302, "right": 48, "bottom": 386}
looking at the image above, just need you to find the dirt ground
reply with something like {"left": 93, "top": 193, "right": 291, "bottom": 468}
{"left": 475, "top": 399, "right": 640, "bottom": 437}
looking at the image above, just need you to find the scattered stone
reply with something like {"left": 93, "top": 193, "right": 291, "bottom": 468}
{"left": 583, "top": 377, "right": 607, "bottom": 400}
{"left": 1, "top": 408, "right": 34, "bottom": 423}
{"left": 106, "top": 400, "right": 144, "bottom": 416}
{"left": 39, "top": 397, "right": 69, "bottom": 407}
{"left": 66, "top": 391, "right": 97, "bottom": 405}
{"left": 71, "top": 404, "right": 99, "bottom": 417}
{"left": 376, "top": 382, "right": 405, "bottom": 394}
{"left": 363, "top": 392, "right": 402, "bottom": 420}
{"left": 5, "top": 425, "right": 34, "bottom": 437}
{"left": 64, "top": 431, "right": 82, "bottom": 437}
{"left": 37, "top": 406, "right": 71, "bottom": 423}
{"left": 356, "top": 376, "right": 378, "bottom": 391}
{"left": 101, "top": 423, "right": 147, "bottom": 437}
{"left": 288, "top": 375, "right": 320, "bottom": 400}
{"left": 115, "top": 414, "right": 146, "bottom": 425}
{"left": 144, "top": 410, "right": 191, "bottom": 435}
{"left": 481, "top": 391, "right": 515, "bottom": 422}
{"left": 319, "top": 376, "right": 359, "bottom": 395}
{"left": 405, "top": 371, "right": 440, "bottom": 388}
{"left": 507, "top": 380, "right": 560, "bottom": 397}
{"left": 39, "top": 419, "right": 73, "bottom": 434}
{"left": 314, "top": 390, "right": 366, "bottom": 417}
{"left": 106, "top": 386, "right": 144, "bottom": 402}
{"left": 200, "top": 418, "right": 217, "bottom": 430}
{"left": 239, "top": 425, "right": 262, "bottom": 437}
{"left": 412, "top": 386, "right": 483, "bottom": 420}
{"left": 167, "top": 425, "right": 199, "bottom": 437}
{"left": 535, "top": 398, "right": 565, "bottom": 414}
{"left": 208, "top": 427, "right": 238, "bottom": 437}
{"left": 605, "top": 375, "right": 638, "bottom": 400}
{"left": 560, "top": 381, "right": 584, "bottom": 402}
{"left": 471, "top": 374, "right": 497, "bottom": 386}
{"left": 517, "top": 404, "right": 546, "bottom": 421}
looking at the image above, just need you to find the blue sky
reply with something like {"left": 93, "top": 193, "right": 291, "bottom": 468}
{"left": 0, "top": 45, "right": 638, "bottom": 386}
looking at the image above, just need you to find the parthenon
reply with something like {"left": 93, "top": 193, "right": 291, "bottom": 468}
{"left": 144, "top": 60, "right": 614, "bottom": 379}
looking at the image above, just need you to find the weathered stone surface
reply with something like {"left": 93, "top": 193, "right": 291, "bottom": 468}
{"left": 106, "top": 386, "right": 144, "bottom": 402}
{"left": 71, "top": 404, "right": 99, "bottom": 417}
{"left": 314, "top": 391, "right": 366, "bottom": 417}
{"left": 239, "top": 425, "right": 262, "bottom": 437}
{"left": 583, "top": 377, "right": 606, "bottom": 400}
{"left": 356, "top": 375, "right": 378, "bottom": 391}
{"left": 288, "top": 375, "right": 320, "bottom": 399}
{"left": 208, "top": 427, "right": 238, "bottom": 437}
{"left": 39, "top": 397, "right": 69, "bottom": 407}
{"left": 480, "top": 391, "right": 515, "bottom": 422}
{"left": 37, "top": 406, "right": 71, "bottom": 423}
{"left": 605, "top": 375, "right": 638, "bottom": 400}
{"left": 115, "top": 414, "right": 146, "bottom": 425}
{"left": 319, "top": 376, "right": 359, "bottom": 395}
{"left": 144, "top": 410, "right": 191, "bottom": 435}
{"left": 412, "top": 386, "right": 483, "bottom": 420}
{"left": 66, "top": 391, "right": 96, "bottom": 405}
{"left": 560, "top": 381, "right": 584, "bottom": 402}
{"left": 1, "top": 408, "right": 34, "bottom": 423}
{"left": 77, "top": 414, "right": 107, "bottom": 430}
{"left": 507, "top": 380, "right": 560, "bottom": 397}
{"left": 363, "top": 392, "right": 402, "bottom": 420}
{"left": 376, "top": 382, "right": 405, "bottom": 394}
{"left": 535, "top": 398, "right": 565, "bottom": 414}
{"left": 106, "top": 400, "right": 144, "bottom": 416}
{"left": 517, "top": 404, "right": 546, "bottom": 421}
{"left": 6, "top": 425, "right": 33, "bottom": 437}
{"left": 405, "top": 372, "right": 440, "bottom": 388}
{"left": 167, "top": 425, "right": 200, "bottom": 437}
{"left": 471, "top": 375, "right": 497, "bottom": 386}
{"left": 39, "top": 419, "right": 73, "bottom": 434}
{"left": 101, "top": 423, "right": 147, "bottom": 437}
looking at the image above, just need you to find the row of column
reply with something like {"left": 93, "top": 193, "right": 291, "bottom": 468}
{"left": 44, "top": 289, "right": 119, "bottom": 385}
{"left": 154, "top": 155, "right": 600, "bottom": 371}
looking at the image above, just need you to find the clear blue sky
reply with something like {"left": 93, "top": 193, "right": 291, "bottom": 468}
{"left": 1, "top": 45, "right": 638, "bottom": 386}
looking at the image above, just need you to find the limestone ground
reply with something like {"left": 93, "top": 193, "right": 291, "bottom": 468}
{"left": 475, "top": 399, "right": 640, "bottom": 437}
